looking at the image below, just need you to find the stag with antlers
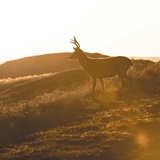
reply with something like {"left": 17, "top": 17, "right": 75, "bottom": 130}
{"left": 69, "top": 37, "right": 133, "bottom": 97}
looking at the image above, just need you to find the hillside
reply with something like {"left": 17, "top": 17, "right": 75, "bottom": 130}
{"left": 0, "top": 52, "right": 108, "bottom": 78}
{"left": 0, "top": 53, "right": 160, "bottom": 160}
{"left": 0, "top": 69, "right": 90, "bottom": 102}
{"left": 131, "top": 56, "right": 160, "bottom": 62}
{"left": 0, "top": 61, "right": 160, "bottom": 159}
{"left": 0, "top": 52, "right": 158, "bottom": 79}
{"left": 0, "top": 53, "right": 79, "bottom": 78}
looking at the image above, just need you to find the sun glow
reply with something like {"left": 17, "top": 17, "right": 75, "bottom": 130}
{"left": 0, "top": 0, "right": 160, "bottom": 62}
{"left": 136, "top": 132, "right": 150, "bottom": 147}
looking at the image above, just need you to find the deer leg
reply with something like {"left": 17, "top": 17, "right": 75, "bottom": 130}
{"left": 99, "top": 78, "right": 105, "bottom": 92}
{"left": 92, "top": 78, "right": 97, "bottom": 97}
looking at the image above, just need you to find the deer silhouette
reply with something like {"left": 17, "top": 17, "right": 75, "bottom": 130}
{"left": 69, "top": 37, "right": 133, "bottom": 97}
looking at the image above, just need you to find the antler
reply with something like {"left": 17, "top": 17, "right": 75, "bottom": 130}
{"left": 70, "top": 36, "right": 80, "bottom": 48}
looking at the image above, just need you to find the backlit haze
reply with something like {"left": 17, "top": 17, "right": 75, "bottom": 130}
{"left": 0, "top": 0, "right": 160, "bottom": 62}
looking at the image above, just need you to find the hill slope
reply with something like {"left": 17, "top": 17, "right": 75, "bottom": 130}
{"left": 0, "top": 52, "right": 108, "bottom": 78}
{"left": 0, "top": 53, "right": 80, "bottom": 78}
{"left": 0, "top": 51, "right": 157, "bottom": 79}
{"left": 0, "top": 69, "right": 90, "bottom": 102}
{"left": 0, "top": 64, "right": 160, "bottom": 160}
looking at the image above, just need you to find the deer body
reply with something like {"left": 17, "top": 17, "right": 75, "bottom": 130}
{"left": 69, "top": 37, "right": 133, "bottom": 97}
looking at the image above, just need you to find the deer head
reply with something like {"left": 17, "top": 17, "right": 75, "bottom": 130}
{"left": 69, "top": 36, "right": 83, "bottom": 60}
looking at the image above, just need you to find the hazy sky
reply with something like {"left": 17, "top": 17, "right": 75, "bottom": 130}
{"left": 0, "top": 0, "right": 160, "bottom": 61}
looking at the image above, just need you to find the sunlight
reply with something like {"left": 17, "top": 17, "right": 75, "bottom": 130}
{"left": 0, "top": 0, "right": 160, "bottom": 61}
{"left": 136, "top": 132, "right": 149, "bottom": 147}
{"left": 0, "top": 0, "right": 98, "bottom": 61}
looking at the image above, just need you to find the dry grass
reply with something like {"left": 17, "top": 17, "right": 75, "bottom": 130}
{"left": 0, "top": 61, "right": 160, "bottom": 160}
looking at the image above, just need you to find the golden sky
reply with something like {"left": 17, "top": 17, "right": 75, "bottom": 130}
{"left": 0, "top": 0, "right": 160, "bottom": 61}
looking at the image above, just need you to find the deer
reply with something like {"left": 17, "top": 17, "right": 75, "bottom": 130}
{"left": 69, "top": 37, "right": 133, "bottom": 98}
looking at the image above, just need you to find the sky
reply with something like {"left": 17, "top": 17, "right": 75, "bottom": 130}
{"left": 0, "top": 0, "right": 160, "bottom": 62}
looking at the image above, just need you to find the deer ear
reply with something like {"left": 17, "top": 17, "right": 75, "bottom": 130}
{"left": 73, "top": 47, "right": 76, "bottom": 50}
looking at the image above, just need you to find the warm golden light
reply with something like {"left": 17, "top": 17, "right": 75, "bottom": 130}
{"left": 0, "top": 0, "right": 160, "bottom": 62}
{"left": 136, "top": 132, "right": 149, "bottom": 147}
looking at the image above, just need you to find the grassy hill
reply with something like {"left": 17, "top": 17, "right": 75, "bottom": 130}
{"left": 0, "top": 51, "right": 158, "bottom": 79}
{"left": 0, "top": 52, "right": 108, "bottom": 79}
{"left": 0, "top": 58, "right": 160, "bottom": 160}
{"left": 0, "top": 69, "right": 90, "bottom": 102}
{"left": 0, "top": 53, "right": 80, "bottom": 78}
